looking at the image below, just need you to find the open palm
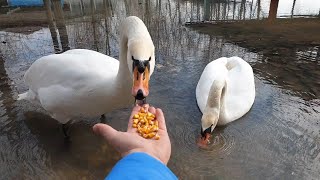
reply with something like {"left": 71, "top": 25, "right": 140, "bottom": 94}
{"left": 93, "top": 105, "right": 171, "bottom": 165}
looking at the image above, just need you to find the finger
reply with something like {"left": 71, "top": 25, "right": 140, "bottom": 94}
{"left": 148, "top": 106, "right": 156, "bottom": 114}
{"left": 127, "top": 105, "right": 143, "bottom": 131}
{"left": 93, "top": 123, "right": 120, "bottom": 143}
{"left": 142, "top": 103, "right": 149, "bottom": 110}
{"left": 156, "top": 108, "right": 167, "bottom": 131}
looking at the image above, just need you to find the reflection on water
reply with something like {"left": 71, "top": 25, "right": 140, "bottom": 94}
{"left": 0, "top": 0, "right": 319, "bottom": 179}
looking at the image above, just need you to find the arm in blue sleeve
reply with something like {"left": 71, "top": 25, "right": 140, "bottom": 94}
{"left": 106, "top": 152, "right": 178, "bottom": 180}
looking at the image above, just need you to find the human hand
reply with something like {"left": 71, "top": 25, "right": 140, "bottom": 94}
{"left": 93, "top": 104, "right": 171, "bottom": 165}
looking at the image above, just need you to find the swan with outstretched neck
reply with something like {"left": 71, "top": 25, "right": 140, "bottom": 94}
{"left": 18, "top": 16, "right": 155, "bottom": 136}
{"left": 196, "top": 57, "right": 255, "bottom": 145}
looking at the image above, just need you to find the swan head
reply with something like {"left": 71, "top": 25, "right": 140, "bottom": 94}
{"left": 200, "top": 109, "right": 219, "bottom": 143}
{"left": 127, "top": 39, "right": 155, "bottom": 101}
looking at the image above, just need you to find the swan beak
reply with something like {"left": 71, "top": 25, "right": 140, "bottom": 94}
{"left": 197, "top": 127, "right": 212, "bottom": 147}
{"left": 132, "top": 66, "right": 150, "bottom": 100}
{"left": 200, "top": 127, "right": 212, "bottom": 143}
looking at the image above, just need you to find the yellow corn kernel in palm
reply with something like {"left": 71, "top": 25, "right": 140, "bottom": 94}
{"left": 133, "top": 119, "right": 139, "bottom": 124}
{"left": 133, "top": 114, "right": 139, "bottom": 119}
{"left": 150, "top": 126, "right": 157, "bottom": 132}
{"left": 148, "top": 132, "right": 156, "bottom": 138}
{"left": 132, "top": 124, "right": 137, "bottom": 128}
{"left": 147, "top": 117, "right": 154, "bottom": 120}
{"left": 155, "top": 134, "right": 160, "bottom": 140}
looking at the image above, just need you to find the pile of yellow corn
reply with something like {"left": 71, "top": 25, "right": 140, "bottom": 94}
{"left": 132, "top": 107, "right": 160, "bottom": 140}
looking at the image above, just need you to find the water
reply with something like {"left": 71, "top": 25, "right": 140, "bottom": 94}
{"left": 0, "top": 0, "right": 319, "bottom": 179}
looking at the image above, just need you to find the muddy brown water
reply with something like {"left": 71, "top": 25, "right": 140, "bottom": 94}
{"left": 0, "top": 0, "right": 319, "bottom": 179}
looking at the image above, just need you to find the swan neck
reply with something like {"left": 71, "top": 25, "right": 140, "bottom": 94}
{"left": 116, "top": 30, "right": 132, "bottom": 88}
{"left": 206, "top": 78, "right": 227, "bottom": 112}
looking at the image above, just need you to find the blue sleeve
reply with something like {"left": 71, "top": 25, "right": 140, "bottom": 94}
{"left": 106, "top": 152, "right": 178, "bottom": 180}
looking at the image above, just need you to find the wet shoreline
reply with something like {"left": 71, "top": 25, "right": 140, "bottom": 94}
{"left": 186, "top": 18, "right": 320, "bottom": 55}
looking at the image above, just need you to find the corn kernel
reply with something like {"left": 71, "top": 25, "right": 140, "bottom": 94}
{"left": 133, "top": 119, "right": 139, "bottom": 124}
{"left": 143, "top": 134, "right": 148, "bottom": 138}
{"left": 133, "top": 114, "right": 139, "bottom": 119}
{"left": 155, "top": 134, "right": 160, "bottom": 140}
{"left": 147, "top": 117, "right": 154, "bottom": 120}
{"left": 148, "top": 132, "right": 156, "bottom": 138}
{"left": 132, "top": 124, "right": 137, "bottom": 128}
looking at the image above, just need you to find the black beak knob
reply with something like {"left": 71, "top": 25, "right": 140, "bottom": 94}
{"left": 135, "top": 89, "right": 145, "bottom": 100}
{"left": 201, "top": 126, "right": 212, "bottom": 138}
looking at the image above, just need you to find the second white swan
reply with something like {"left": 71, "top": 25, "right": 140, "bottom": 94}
{"left": 196, "top": 57, "right": 255, "bottom": 140}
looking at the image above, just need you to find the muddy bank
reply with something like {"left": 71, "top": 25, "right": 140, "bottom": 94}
{"left": 0, "top": 10, "right": 48, "bottom": 29}
{"left": 186, "top": 18, "right": 320, "bottom": 55}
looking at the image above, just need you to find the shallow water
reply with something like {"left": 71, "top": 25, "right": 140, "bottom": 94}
{"left": 0, "top": 0, "right": 319, "bottom": 179}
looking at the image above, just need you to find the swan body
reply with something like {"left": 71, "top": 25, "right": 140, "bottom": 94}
{"left": 196, "top": 57, "right": 255, "bottom": 133}
{"left": 18, "top": 16, "right": 155, "bottom": 124}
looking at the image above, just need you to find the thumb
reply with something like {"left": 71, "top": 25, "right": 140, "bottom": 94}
{"left": 93, "top": 123, "right": 119, "bottom": 143}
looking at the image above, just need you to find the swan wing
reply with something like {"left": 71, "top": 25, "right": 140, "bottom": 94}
{"left": 223, "top": 57, "right": 255, "bottom": 121}
{"left": 24, "top": 49, "right": 119, "bottom": 121}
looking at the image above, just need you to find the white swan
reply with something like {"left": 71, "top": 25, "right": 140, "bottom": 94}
{"left": 196, "top": 57, "right": 255, "bottom": 140}
{"left": 18, "top": 16, "right": 155, "bottom": 131}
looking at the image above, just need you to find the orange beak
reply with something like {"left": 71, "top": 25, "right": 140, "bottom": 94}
{"left": 132, "top": 66, "right": 150, "bottom": 100}
{"left": 197, "top": 133, "right": 211, "bottom": 148}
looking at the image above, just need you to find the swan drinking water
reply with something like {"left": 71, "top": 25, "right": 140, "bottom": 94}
{"left": 196, "top": 57, "right": 255, "bottom": 145}
{"left": 18, "top": 16, "right": 155, "bottom": 136}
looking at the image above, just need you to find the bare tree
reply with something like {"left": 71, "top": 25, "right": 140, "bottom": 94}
{"left": 249, "top": 0, "right": 253, "bottom": 19}
{"left": 268, "top": 0, "right": 279, "bottom": 21}
{"left": 90, "top": 0, "right": 98, "bottom": 51}
{"left": 43, "top": 0, "right": 60, "bottom": 53}
{"left": 52, "top": 0, "right": 70, "bottom": 52}
{"left": 204, "top": 0, "right": 210, "bottom": 21}
{"left": 103, "top": 0, "right": 111, "bottom": 55}
{"left": 257, "top": 0, "right": 261, "bottom": 19}
{"left": 291, "top": 0, "right": 296, "bottom": 18}
{"left": 233, "top": 0, "right": 236, "bottom": 20}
